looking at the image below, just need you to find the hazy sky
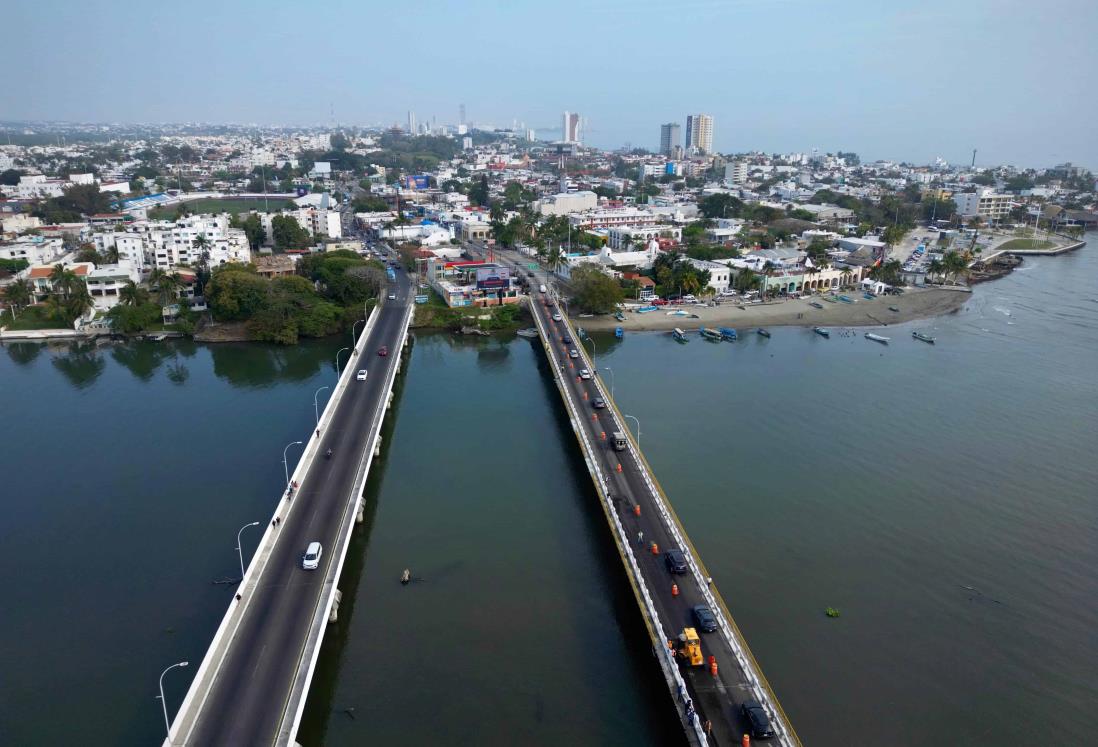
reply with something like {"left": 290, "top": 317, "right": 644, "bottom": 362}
{"left": 6, "top": 0, "right": 1096, "bottom": 168}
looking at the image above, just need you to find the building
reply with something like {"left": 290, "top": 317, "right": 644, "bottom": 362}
{"left": 85, "top": 262, "right": 142, "bottom": 312}
{"left": 424, "top": 258, "right": 519, "bottom": 308}
{"left": 568, "top": 207, "right": 661, "bottom": 230}
{"left": 26, "top": 262, "right": 93, "bottom": 303}
{"left": 659, "top": 123, "right": 681, "bottom": 156}
{"left": 724, "top": 161, "right": 747, "bottom": 185}
{"left": 684, "top": 258, "right": 732, "bottom": 294}
{"left": 953, "top": 189, "right": 1013, "bottom": 222}
{"left": 562, "top": 111, "right": 581, "bottom": 144}
{"left": 607, "top": 225, "right": 682, "bottom": 251}
{"left": 535, "top": 191, "right": 598, "bottom": 216}
{"left": 253, "top": 255, "right": 297, "bottom": 278}
{"left": 685, "top": 114, "right": 714, "bottom": 154}
{"left": 0, "top": 236, "right": 64, "bottom": 265}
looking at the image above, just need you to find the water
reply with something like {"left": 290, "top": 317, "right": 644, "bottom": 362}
{"left": 3, "top": 239, "right": 1096, "bottom": 745}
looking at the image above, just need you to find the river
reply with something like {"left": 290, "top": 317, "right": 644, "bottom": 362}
{"left": 1, "top": 239, "right": 1095, "bottom": 745}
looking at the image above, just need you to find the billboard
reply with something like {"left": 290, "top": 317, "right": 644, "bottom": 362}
{"left": 405, "top": 175, "right": 430, "bottom": 190}
{"left": 475, "top": 267, "right": 510, "bottom": 290}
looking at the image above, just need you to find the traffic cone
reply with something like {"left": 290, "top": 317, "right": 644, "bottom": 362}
{"left": 634, "top": 504, "right": 641, "bottom": 517}
{"left": 710, "top": 656, "right": 719, "bottom": 676}
{"left": 742, "top": 734, "right": 750, "bottom": 747}
{"left": 672, "top": 583, "right": 679, "bottom": 597}
{"left": 600, "top": 431, "right": 606, "bottom": 440}
{"left": 616, "top": 463, "right": 622, "bottom": 472}
{"left": 583, "top": 391, "right": 588, "bottom": 400}
{"left": 651, "top": 542, "right": 659, "bottom": 555}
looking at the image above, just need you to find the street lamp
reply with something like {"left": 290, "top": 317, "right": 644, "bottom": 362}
{"left": 584, "top": 335, "right": 596, "bottom": 369}
{"left": 313, "top": 386, "right": 329, "bottom": 426}
{"left": 603, "top": 366, "right": 615, "bottom": 399}
{"left": 282, "top": 440, "right": 303, "bottom": 487}
{"left": 157, "top": 661, "right": 189, "bottom": 739}
{"left": 352, "top": 319, "right": 365, "bottom": 345}
{"left": 334, "top": 347, "right": 350, "bottom": 377}
{"left": 236, "top": 521, "right": 260, "bottom": 579}
{"left": 623, "top": 414, "right": 641, "bottom": 447}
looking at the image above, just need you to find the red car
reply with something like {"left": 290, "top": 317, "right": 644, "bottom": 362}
{"left": 377, "top": 346, "right": 388, "bottom": 357}
{"left": 652, "top": 298, "right": 668, "bottom": 306}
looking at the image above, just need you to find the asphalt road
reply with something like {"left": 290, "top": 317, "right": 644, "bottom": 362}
{"left": 525, "top": 271, "right": 794, "bottom": 746}
{"left": 186, "top": 271, "right": 411, "bottom": 745}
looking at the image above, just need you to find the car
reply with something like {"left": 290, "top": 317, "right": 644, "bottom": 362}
{"left": 568, "top": 349, "right": 579, "bottom": 359}
{"left": 388, "top": 293, "right": 396, "bottom": 300}
{"left": 592, "top": 397, "right": 606, "bottom": 409}
{"left": 692, "top": 604, "right": 717, "bottom": 633}
{"left": 652, "top": 298, "right": 669, "bottom": 306}
{"left": 302, "top": 541, "right": 323, "bottom": 570}
{"left": 740, "top": 700, "right": 775, "bottom": 739}
{"left": 579, "top": 368, "right": 592, "bottom": 380}
{"left": 552, "top": 313, "right": 563, "bottom": 322}
{"left": 561, "top": 335, "right": 573, "bottom": 344}
{"left": 356, "top": 369, "right": 368, "bottom": 381}
{"left": 377, "top": 346, "right": 388, "bottom": 357}
{"left": 664, "top": 548, "right": 688, "bottom": 574}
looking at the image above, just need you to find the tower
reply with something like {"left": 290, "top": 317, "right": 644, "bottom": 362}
{"left": 685, "top": 114, "right": 714, "bottom": 154}
{"left": 459, "top": 103, "right": 466, "bottom": 126}
{"left": 407, "top": 111, "right": 417, "bottom": 135}
{"left": 660, "top": 123, "right": 681, "bottom": 156}
{"left": 562, "top": 111, "right": 581, "bottom": 144}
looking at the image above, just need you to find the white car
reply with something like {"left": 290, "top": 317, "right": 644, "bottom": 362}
{"left": 552, "top": 313, "right": 563, "bottom": 322}
{"left": 388, "top": 293, "right": 396, "bottom": 300}
{"left": 579, "top": 369, "right": 592, "bottom": 380}
{"left": 356, "top": 369, "right": 368, "bottom": 381}
{"left": 302, "top": 541, "right": 322, "bottom": 570}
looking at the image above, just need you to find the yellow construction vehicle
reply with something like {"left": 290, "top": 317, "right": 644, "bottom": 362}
{"left": 675, "top": 628, "right": 704, "bottom": 666}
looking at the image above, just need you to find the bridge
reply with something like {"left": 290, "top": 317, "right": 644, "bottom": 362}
{"left": 522, "top": 268, "right": 800, "bottom": 746}
{"left": 166, "top": 270, "right": 414, "bottom": 746}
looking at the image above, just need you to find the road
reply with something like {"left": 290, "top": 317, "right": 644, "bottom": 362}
{"left": 185, "top": 270, "right": 412, "bottom": 745}
{"left": 518, "top": 257, "right": 796, "bottom": 745}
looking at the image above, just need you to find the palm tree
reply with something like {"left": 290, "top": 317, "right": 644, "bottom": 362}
{"left": 3, "top": 278, "right": 33, "bottom": 314}
{"left": 927, "top": 258, "right": 944, "bottom": 282}
{"left": 545, "top": 246, "right": 564, "bottom": 276}
{"left": 49, "top": 264, "right": 78, "bottom": 298}
{"left": 65, "top": 281, "right": 93, "bottom": 322}
{"left": 155, "top": 273, "right": 181, "bottom": 306}
{"left": 102, "top": 245, "right": 120, "bottom": 264}
{"left": 119, "top": 280, "right": 148, "bottom": 307}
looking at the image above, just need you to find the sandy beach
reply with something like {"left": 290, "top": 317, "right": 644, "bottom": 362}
{"left": 578, "top": 286, "right": 972, "bottom": 332}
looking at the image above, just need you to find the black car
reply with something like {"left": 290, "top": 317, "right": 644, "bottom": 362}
{"left": 740, "top": 700, "right": 775, "bottom": 739}
{"left": 562, "top": 335, "right": 573, "bottom": 344}
{"left": 592, "top": 397, "right": 606, "bottom": 409}
{"left": 691, "top": 604, "right": 717, "bottom": 633}
{"left": 664, "top": 548, "right": 687, "bottom": 574}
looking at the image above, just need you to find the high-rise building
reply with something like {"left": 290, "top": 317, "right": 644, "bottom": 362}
{"left": 459, "top": 103, "right": 466, "bottom": 125}
{"left": 659, "top": 123, "right": 681, "bottom": 156}
{"left": 685, "top": 114, "right": 714, "bottom": 154}
{"left": 562, "top": 111, "right": 581, "bottom": 144}
{"left": 408, "top": 111, "right": 417, "bottom": 135}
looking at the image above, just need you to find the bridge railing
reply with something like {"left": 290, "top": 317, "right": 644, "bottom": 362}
{"left": 531, "top": 299, "right": 708, "bottom": 746}
{"left": 167, "top": 303, "right": 385, "bottom": 746}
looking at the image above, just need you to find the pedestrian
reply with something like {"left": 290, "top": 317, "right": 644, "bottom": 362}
{"left": 637, "top": 530, "right": 645, "bottom": 545}
{"left": 235, "top": 593, "right": 242, "bottom": 601}
{"left": 706, "top": 576, "right": 713, "bottom": 587}
{"left": 271, "top": 519, "right": 276, "bottom": 528}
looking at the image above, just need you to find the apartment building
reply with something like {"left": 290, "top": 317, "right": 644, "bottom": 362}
{"left": 953, "top": 189, "right": 1013, "bottom": 222}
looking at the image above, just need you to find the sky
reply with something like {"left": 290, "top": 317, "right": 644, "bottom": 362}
{"left": 6, "top": 0, "right": 1097, "bottom": 169}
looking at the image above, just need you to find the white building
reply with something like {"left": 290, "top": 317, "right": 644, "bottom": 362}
{"left": 0, "top": 236, "right": 64, "bottom": 265}
{"left": 86, "top": 262, "right": 142, "bottom": 312}
{"left": 535, "top": 191, "right": 598, "bottom": 216}
{"left": 685, "top": 114, "right": 714, "bottom": 154}
{"left": 953, "top": 189, "right": 1013, "bottom": 222}
{"left": 568, "top": 207, "right": 661, "bottom": 230}
{"left": 724, "top": 161, "right": 747, "bottom": 185}
{"left": 0, "top": 213, "right": 43, "bottom": 235}
{"left": 308, "top": 162, "right": 332, "bottom": 180}
{"left": 607, "top": 225, "right": 682, "bottom": 250}
{"left": 684, "top": 257, "right": 732, "bottom": 294}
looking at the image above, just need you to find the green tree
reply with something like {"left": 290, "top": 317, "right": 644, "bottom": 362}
{"left": 3, "top": 277, "right": 33, "bottom": 314}
{"left": 230, "top": 213, "right": 266, "bottom": 251}
{"left": 206, "top": 265, "right": 269, "bottom": 321}
{"left": 352, "top": 194, "right": 389, "bottom": 212}
{"left": 118, "top": 280, "right": 149, "bottom": 306}
{"left": 106, "top": 301, "right": 161, "bottom": 333}
{"left": 468, "top": 174, "right": 490, "bottom": 207}
{"left": 271, "top": 214, "right": 312, "bottom": 251}
{"left": 570, "top": 265, "right": 624, "bottom": 314}
{"left": 1, "top": 168, "right": 22, "bottom": 185}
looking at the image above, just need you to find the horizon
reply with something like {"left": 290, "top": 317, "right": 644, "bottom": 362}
{"left": 4, "top": 0, "right": 1097, "bottom": 170}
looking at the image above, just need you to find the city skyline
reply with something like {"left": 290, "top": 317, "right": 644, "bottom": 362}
{"left": 3, "top": 0, "right": 1097, "bottom": 169}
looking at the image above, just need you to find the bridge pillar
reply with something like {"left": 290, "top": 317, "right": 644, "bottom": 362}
{"left": 329, "top": 589, "right": 342, "bottom": 623}
{"left": 356, "top": 498, "right": 366, "bottom": 524}
{"left": 374, "top": 435, "right": 382, "bottom": 457}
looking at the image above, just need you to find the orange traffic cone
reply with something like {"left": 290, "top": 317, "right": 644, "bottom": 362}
{"left": 651, "top": 542, "right": 659, "bottom": 555}
{"left": 616, "top": 463, "right": 622, "bottom": 472}
{"left": 600, "top": 431, "right": 606, "bottom": 440}
{"left": 633, "top": 504, "right": 641, "bottom": 517}
{"left": 742, "top": 734, "right": 750, "bottom": 747}
{"left": 671, "top": 583, "right": 679, "bottom": 597}
{"left": 583, "top": 391, "right": 588, "bottom": 400}
{"left": 710, "top": 656, "right": 719, "bottom": 676}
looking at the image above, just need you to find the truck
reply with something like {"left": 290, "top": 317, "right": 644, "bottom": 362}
{"left": 539, "top": 284, "right": 547, "bottom": 294}
{"left": 612, "top": 431, "right": 627, "bottom": 451}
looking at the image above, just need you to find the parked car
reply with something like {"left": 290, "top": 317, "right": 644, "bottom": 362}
{"left": 740, "top": 701, "right": 774, "bottom": 739}
{"left": 302, "top": 541, "right": 323, "bottom": 570}
{"left": 692, "top": 604, "right": 717, "bottom": 633}
{"left": 377, "top": 346, "right": 388, "bottom": 357}
{"left": 664, "top": 548, "right": 687, "bottom": 574}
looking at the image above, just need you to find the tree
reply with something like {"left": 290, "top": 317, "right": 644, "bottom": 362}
{"left": 74, "top": 243, "right": 101, "bottom": 264}
{"left": 970, "top": 172, "right": 996, "bottom": 186}
{"left": 154, "top": 272, "right": 181, "bottom": 306}
{"left": 118, "top": 280, "right": 149, "bottom": 307}
{"left": 271, "top": 214, "right": 312, "bottom": 251}
{"left": 206, "top": 265, "right": 270, "bottom": 321}
{"left": 352, "top": 194, "right": 389, "bottom": 213}
{"left": 570, "top": 265, "right": 624, "bottom": 314}
{"left": 869, "top": 259, "right": 903, "bottom": 286}
{"left": 1, "top": 168, "right": 21, "bottom": 186}
{"left": 468, "top": 174, "right": 490, "bottom": 207}
{"left": 106, "top": 301, "right": 161, "bottom": 333}
{"left": 230, "top": 213, "right": 266, "bottom": 251}
{"left": 545, "top": 246, "right": 565, "bottom": 275}
{"left": 3, "top": 277, "right": 33, "bottom": 314}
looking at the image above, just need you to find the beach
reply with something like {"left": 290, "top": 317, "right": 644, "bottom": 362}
{"left": 578, "top": 286, "right": 971, "bottom": 332}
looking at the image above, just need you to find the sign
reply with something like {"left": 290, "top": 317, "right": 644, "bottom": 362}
{"left": 415, "top": 295, "right": 429, "bottom": 304}
{"left": 405, "top": 175, "right": 430, "bottom": 190}
{"left": 475, "top": 266, "right": 510, "bottom": 290}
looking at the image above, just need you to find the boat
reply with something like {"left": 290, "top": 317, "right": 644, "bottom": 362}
{"left": 813, "top": 327, "right": 831, "bottom": 338}
{"left": 912, "top": 331, "right": 936, "bottom": 344}
{"left": 614, "top": 311, "right": 625, "bottom": 322}
{"left": 838, "top": 295, "right": 855, "bottom": 304}
{"left": 614, "top": 327, "right": 624, "bottom": 339}
{"left": 401, "top": 569, "right": 411, "bottom": 585}
{"left": 516, "top": 328, "right": 539, "bottom": 339}
{"left": 636, "top": 305, "right": 658, "bottom": 313}
{"left": 672, "top": 327, "right": 689, "bottom": 343}
{"left": 863, "top": 292, "right": 877, "bottom": 300}
{"left": 809, "top": 301, "right": 825, "bottom": 309}
{"left": 700, "top": 327, "right": 723, "bottom": 342}
{"left": 865, "top": 332, "right": 890, "bottom": 344}
{"left": 667, "top": 309, "right": 690, "bottom": 316}
{"left": 756, "top": 328, "right": 771, "bottom": 338}
{"left": 888, "top": 306, "right": 900, "bottom": 313}
{"left": 719, "top": 327, "right": 738, "bottom": 341}
{"left": 822, "top": 296, "right": 839, "bottom": 303}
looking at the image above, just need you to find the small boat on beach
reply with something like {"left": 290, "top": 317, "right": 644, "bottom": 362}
{"left": 614, "top": 311, "right": 625, "bottom": 322}
{"left": 756, "top": 328, "right": 771, "bottom": 338}
{"left": 814, "top": 327, "right": 831, "bottom": 338}
{"left": 719, "top": 327, "right": 739, "bottom": 341}
{"left": 700, "top": 327, "right": 723, "bottom": 342}
{"left": 822, "top": 296, "right": 839, "bottom": 303}
{"left": 888, "top": 306, "right": 900, "bottom": 313}
{"left": 865, "top": 332, "right": 890, "bottom": 344}
{"left": 912, "top": 331, "right": 936, "bottom": 344}
{"left": 636, "top": 305, "right": 658, "bottom": 313}
{"left": 810, "top": 301, "right": 825, "bottom": 309}
{"left": 614, "top": 327, "right": 624, "bottom": 339}
{"left": 672, "top": 327, "right": 689, "bottom": 343}
{"left": 863, "top": 292, "right": 877, "bottom": 300}
{"left": 838, "top": 295, "right": 855, "bottom": 304}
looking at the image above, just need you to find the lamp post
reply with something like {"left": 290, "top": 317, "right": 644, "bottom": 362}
{"left": 584, "top": 335, "right": 596, "bottom": 369}
{"left": 313, "top": 386, "right": 329, "bottom": 426}
{"left": 335, "top": 347, "right": 350, "bottom": 378}
{"left": 157, "top": 661, "right": 189, "bottom": 739}
{"left": 282, "top": 440, "right": 303, "bottom": 486}
{"left": 603, "top": 366, "right": 615, "bottom": 399}
{"left": 352, "top": 319, "right": 365, "bottom": 345}
{"left": 623, "top": 414, "right": 641, "bottom": 447}
{"left": 236, "top": 521, "right": 260, "bottom": 579}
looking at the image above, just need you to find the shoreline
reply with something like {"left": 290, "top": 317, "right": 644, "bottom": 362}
{"left": 578, "top": 286, "right": 972, "bottom": 332}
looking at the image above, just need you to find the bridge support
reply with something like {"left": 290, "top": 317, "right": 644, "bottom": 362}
{"left": 374, "top": 435, "right": 382, "bottom": 457}
{"left": 356, "top": 498, "right": 366, "bottom": 524}
{"left": 329, "top": 589, "right": 342, "bottom": 623}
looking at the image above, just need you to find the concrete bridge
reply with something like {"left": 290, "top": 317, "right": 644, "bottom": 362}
{"left": 524, "top": 274, "right": 800, "bottom": 746}
{"left": 165, "top": 271, "right": 413, "bottom": 746}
